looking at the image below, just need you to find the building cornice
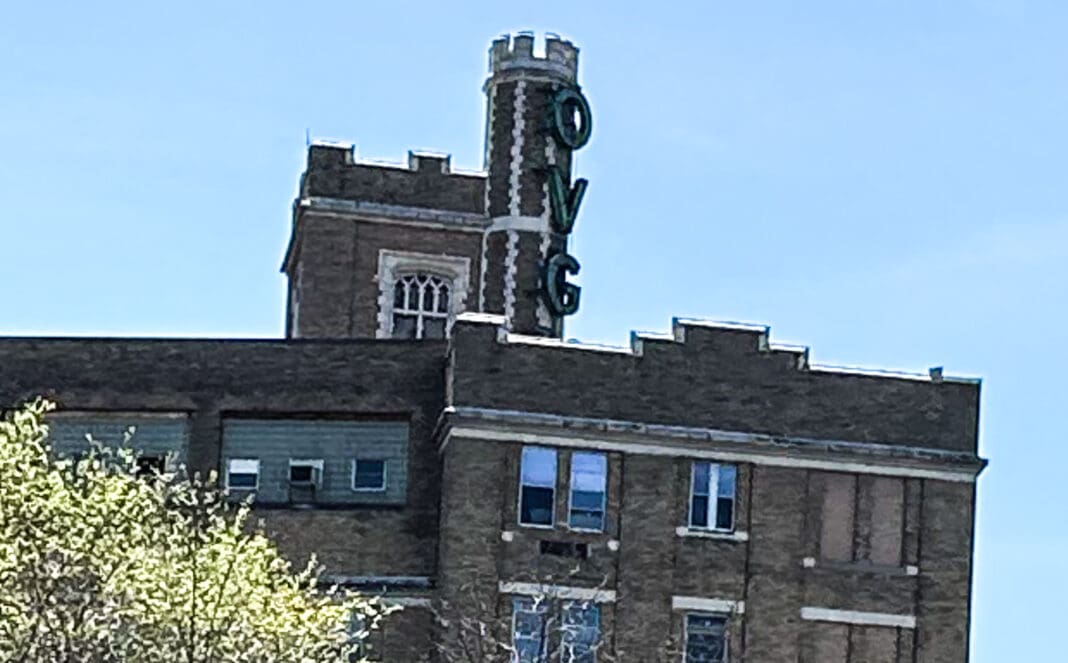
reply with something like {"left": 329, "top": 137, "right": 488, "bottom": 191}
{"left": 435, "top": 406, "right": 986, "bottom": 483}
{"left": 300, "top": 197, "right": 489, "bottom": 229}
{"left": 281, "top": 197, "right": 490, "bottom": 273}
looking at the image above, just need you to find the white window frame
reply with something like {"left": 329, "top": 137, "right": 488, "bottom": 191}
{"left": 683, "top": 612, "right": 729, "bottom": 663}
{"left": 288, "top": 458, "right": 324, "bottom": 488}
{"left": 226, "top": 458, "right": 260, "bottom": 491}
{"left": 351, "top": 459, "right": 387, "bottom": 492}
{"left": 375, "top": 249, "right": 471, "bottom": 339}
{"left": 567, "top": 452, "right": 607, "bottom": 533}
{"left": 518, "top": 446, "right": 558, "bottom": 529}
{"left": 688, "top": 462, "right": 737, "bottom": 533}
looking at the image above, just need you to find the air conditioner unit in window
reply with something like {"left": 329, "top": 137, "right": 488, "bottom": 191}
{"left": 289, "top": 471, "right": 321, "bottom": 487}
{"left": 288, "top": 460, "right": 324, "bottom": 504}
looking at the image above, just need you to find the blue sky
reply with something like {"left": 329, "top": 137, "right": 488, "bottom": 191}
{"left": 1, "top": 2, "right": 1064, "bottom": 659}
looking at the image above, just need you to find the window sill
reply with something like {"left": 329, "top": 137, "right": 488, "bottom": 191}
{"left": 517, "top": 522, "right": 556, "bottom": 531}
{"left": 234, "top": 502, "right": 407, "bottom": 511}
{"left": 675, "top": 526, "right": 749, "bottom": 542}
{"left": 566, "top": 526, "right": 607, "bottom": 535}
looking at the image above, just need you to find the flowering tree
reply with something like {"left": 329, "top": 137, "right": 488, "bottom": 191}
{"left": 0, "top": 400, "right": 389, "bottom": 662}
{"left": 431, "top": 570, "right": 682, "bottom": 663}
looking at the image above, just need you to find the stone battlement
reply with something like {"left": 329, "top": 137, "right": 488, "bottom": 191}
{"left": 301, "top": 143, "right": 486, "bottom": 214}
{"left": 449, "top": 312, "right": 981, "bottom": 453}
{"left": 488, "top": 32, "right": 578, "bottom": 82}
{"left": 454, "top": 313, "right": 977, "bottom": 385}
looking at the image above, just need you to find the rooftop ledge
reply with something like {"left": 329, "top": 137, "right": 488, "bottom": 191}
{"left": 452, "top": 312, "right": 981, "bottom": 386}
{"left": 307, "top": 140, "right": 486, "bottom": 177}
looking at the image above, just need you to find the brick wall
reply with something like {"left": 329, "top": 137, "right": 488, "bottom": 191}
{"left": 450, "top": 317, "right": 981, "bottom": 452}
{"left": 0, "top": 337, "right": 446, "bottom": 577}
{"left": 438, "top": 430, "right": 975, "bottom": 661}
{"left": 303, "top": 144, "right": 485, "bottom": 213}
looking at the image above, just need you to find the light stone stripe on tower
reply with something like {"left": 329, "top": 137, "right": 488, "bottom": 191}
{"left": 507, "top": 81, "right": 527, "bottom": 217}
{"left": 503, "top": 229, "right": 519, "bottom": 326}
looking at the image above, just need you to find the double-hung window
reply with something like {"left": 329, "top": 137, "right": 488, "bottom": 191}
{"left": 561, "top": 601, "right": 600, "bottom": 663}
{"left": 512, "top": 598, "right": 548, "bottom": 663}
{"left": 519, "top": 447, "right": 557, "bottom": 526}
{"left": 568, "top": 452, "right": 607, "bottom": 531}
{"left": 685, "top": 614, "right": 728, "bottom": 662}
{"left": 689, "top": 462, "right": 737, "bottom": 531}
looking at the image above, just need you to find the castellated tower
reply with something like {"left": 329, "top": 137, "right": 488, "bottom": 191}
{"left": 481, "top": 33, "right": 585, "bottom": 337}
{"left": 281, "top": 32, "right": 587, "bottom": 340}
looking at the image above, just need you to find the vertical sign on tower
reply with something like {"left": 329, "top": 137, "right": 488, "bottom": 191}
{"left": 542, "top": 86, "right": 592, "bottom": 319}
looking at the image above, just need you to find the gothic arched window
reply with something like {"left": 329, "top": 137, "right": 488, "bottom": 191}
{"left": 391, "top": 274, "right": 450, "bottom": 339}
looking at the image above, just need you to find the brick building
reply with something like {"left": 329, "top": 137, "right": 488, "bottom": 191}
{"left": 0, "top": 33, "right": 985, "bottom": 662}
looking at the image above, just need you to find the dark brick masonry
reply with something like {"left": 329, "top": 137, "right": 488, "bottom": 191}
{"left": 0, "top": 31, "right": 984, "bottom": 663}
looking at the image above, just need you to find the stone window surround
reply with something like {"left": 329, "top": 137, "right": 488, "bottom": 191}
{"left": 375, "top": 249, "right": 471, "bottom": 339}
{"left": 672, "top": 597, "right": 743, "bottom": 663}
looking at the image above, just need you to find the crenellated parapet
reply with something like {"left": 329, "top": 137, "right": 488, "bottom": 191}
{"left": 488, "top": 32, "right": 579, "bottom": 83}
{"left": 300, "top": 142, "right": 487, "bottom": 214}
{"left": 448, "top": 313, "right": 981, "bottom": 453}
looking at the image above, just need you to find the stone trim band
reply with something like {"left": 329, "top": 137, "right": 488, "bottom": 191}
{"left": 442, "top": 425, "right": 977, "bottom": 482}
{"left": 498, "top": 581, "right": 616, "bottom": 604}
{"left": 672, "top": 596, "right": 745, "bottom": 615}
{"left": 800, "top": 607, "right": 916, "bottom": 629}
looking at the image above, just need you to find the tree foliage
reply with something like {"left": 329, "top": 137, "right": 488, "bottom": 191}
{"left": 431, "top": 570, "right": 681, "bottom": 663}
{"left": 0, "top": 400, "right": 388, "bottom": 662}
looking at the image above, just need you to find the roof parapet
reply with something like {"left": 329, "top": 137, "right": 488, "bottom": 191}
{"left": 489, "top": 31, "right": 578, "bottom": 82}
{"left": 452, "top": 313, "right": 978, "bottom": 385}
{"left": 307, "top": 142, "right": 470, "bottom": 176}
{"left": 408, "top": 150, "right": 451, "bottom": 174}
